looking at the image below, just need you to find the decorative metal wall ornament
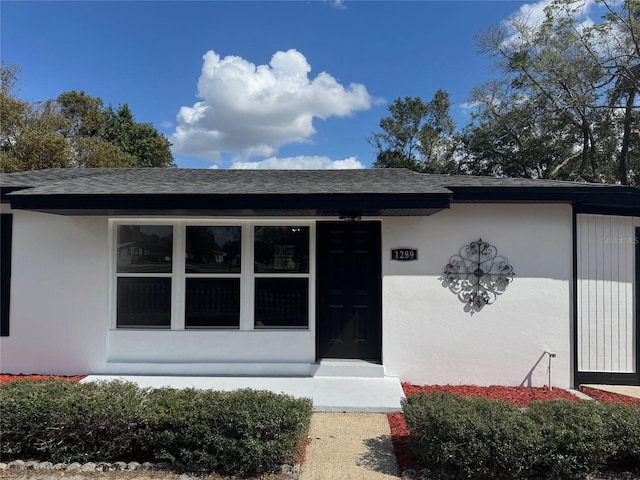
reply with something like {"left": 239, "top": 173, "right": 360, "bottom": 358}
{"left": 442, "top": 239, "right": 515, "bottom": 312}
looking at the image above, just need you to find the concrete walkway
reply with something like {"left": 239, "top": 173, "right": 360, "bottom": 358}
{"left": 582, "top": 384, "right": 640, "bottom": 399}
{"left": 299, "top": 413, "right": 400, "bottom": 480}
{"left": 83, "top": 375, "right": 405, "bottom": 412}
{"left": 81, "top": 375, "right": 404, "bottom": 478}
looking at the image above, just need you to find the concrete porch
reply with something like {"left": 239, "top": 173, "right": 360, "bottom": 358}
{"left": 82, "top": 374, "right": 405, "bottom": 413}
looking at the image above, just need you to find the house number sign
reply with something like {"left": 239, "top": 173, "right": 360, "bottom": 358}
{"left": 391, "top": 248, "right": 418, "bottom": 261}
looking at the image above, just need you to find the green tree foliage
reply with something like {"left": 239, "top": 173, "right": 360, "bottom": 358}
{"left": 102, "top": 104, "right": 174, "bottom": 168}
{"left": 369, "top": 1, "right": 638, "bottom": 185}
{"left": 465, "top": 0, "right": 639, "bottom": 185}
{"left": 461, "top": 81, "right": 582, "bottom": 179}
{"left": 598, "top": 0, "right": 640, "bottom": 185}
{"left": 368, "top": 91, "right": 460, "bottom": 173}
{"left": 0, "top": 64, "right": 174, "bottom": 172}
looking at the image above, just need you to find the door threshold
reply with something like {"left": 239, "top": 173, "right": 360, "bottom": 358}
{"left": 312, "top": 359, "right": 385, "bottom": 378}
{"left": 318, "top": 358, "right": 381, "bottom": 365}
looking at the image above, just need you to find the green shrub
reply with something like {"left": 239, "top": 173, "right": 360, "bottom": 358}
{"left": 525, "top": 400, "right": 616, "bottom": 476}
{"left": 141, "top": 387, "right": 313, "bottom": 476}
{"left": 596, "top": 402, "right": 640, "bottom": 462}
{"left": 0, "top": 380, "right": 312, "bottom": 477}
{"left": 403, "top": 392, "right": 541, "bottom": 479}
{"left": 403, "top": 393, "right": 640, "bottom": 479}
{"left": 0, "top": 379, "right": 79, "bottom": 459}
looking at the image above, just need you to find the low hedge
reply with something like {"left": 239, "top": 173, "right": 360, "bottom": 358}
{"left": 403, "top": 392, "right": 640, "bottom": 479}
{"left": 0, "top": 379, "right": 313, "bottom": 477}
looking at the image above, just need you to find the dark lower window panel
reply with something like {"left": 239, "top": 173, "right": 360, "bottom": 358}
{"left": 255, "top": 278, "right": 309, "bottom": 328}
{"left": 117, "top": 277, "right": 171, "bottom": 328}
{"left": 185, "top": 278, "right": 240, "bottom": 328}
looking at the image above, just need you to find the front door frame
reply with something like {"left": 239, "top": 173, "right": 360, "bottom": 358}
{"left": 315, "top": 220, "right": 382, "bottom": 362}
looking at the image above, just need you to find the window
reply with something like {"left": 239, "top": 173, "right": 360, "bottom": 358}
{"left": 255, "top": 278, "right": 308, "bottom": 328}
{"left": 116, "top": 225, "right": 173, "bottom": 328}
{"left": 185, "top": 278, "right": 240, "bottom": 328}
{"left": 185, "top": 226, "right": 241, "bottom": 328}
{"left": 117, "top": 277, "right": 171, "bottom": 328}
{"left": 186, "top": 226, "right": 241, "bottom": 273}
{"left": 254, "top": 226, "right": 310, "bottom": 328}
{"left": 113, "top": 222, "right": 311, "bottom": 330}
{"left": 254, "top": 226, "right": 309, "bottom": 273}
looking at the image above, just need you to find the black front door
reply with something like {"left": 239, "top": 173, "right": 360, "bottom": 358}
{"left": 316, "top": 221, "right": 382, "bottom": 361}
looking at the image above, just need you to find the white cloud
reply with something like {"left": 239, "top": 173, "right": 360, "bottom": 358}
{"left": 171, "top": 49, "right": 373, "bottom": 162}
{"left": 326, "top": 0, "right": 346, "bottom": 9}
{"left": 510, "top": 0, "right": 554, "bottom": 30}
{"left": 229, "top": 155, "right": 364, "bottom": 170}
{"left": 504, "top": 0, "right": 596, "bottom": 46}
{"left": 160, "top": 120, "right": 172, "bottom": 130}
{"left": 460, "top": 100, "right": 481, "bottom": 112}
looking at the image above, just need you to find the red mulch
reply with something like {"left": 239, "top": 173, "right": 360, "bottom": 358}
{"left": 388, "top": 412, "right": 423, "bottom": 471}
{"left": 295, "top": 431, "right": 311, "bottom": 466}
{"left": 401, "top": 383, "right": 579, "bottom": 407}
{"left": 0, "top": 374, "right": 85, "bottom": 384}
{"left": 389, "top": 383, "right": 583, "bottom": 472}
{"left": 579, "top": 386, "right": 640, "bottom": 407}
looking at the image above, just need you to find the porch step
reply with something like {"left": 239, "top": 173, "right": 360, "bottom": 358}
{"left": 311, "top": 359, "right": 386, "bottom": 378}
{"left": 102, "top": 362, "right": 312, "bottom": 377}
{"left": 83, "top": 375, "right": 405, "bottom": 412}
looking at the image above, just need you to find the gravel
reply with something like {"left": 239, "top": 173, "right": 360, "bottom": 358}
{"left": 0, "top": 460, "right": 299, "bottom": 480}
{"left": 401, "top": 467, "right": 640, "bottom": 479}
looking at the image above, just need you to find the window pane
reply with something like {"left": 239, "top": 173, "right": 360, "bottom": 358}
{"left": 186, "top": 226, "right": 241, "bottom": 273}
{"left": 255, "top": 278, "right": 308, "bottom": 328}
{"left": 186, "top": 278, "right": 240, "bottom": 328}
{"left": 117, "top": 225, "right": 173, "bottom": 273}
{"left": 117, "top": 277, "right": 171, "bottom": 328}
{"left": 254, "top": 226, "right": 309, "bottom": 273}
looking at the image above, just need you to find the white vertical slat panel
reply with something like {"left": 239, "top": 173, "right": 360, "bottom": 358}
{"left": 577, "top": 214, "right": 639, "bottom": 373}
{"left": 588, "top": 215, "right": 599, "bottom": 369}
{"left": 602, "top": 215, "right": 611, "bottom": 370}
{"left": 610, "top": 216, "right": 620, "bottom": 371}
{"left": 622, "top": 217, "right": 633, "bottom": 371}
{"left": 591, "top": 215, "right": 606, "bottom": 371}
{"left": 577, "top": 216, "right": 586, "bottom": 370}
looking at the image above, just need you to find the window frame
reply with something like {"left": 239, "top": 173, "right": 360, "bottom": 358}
{"left": 184, "top": 225, "right": 243, "bottom": 329}
{"left": 253, "top": 225, "right": 311, "bottom": 329}
{"left": 109, "top": 219, "right": 314, "bottom": 332}
{"left": 114, "top": 223, "right": 175, "bottom": 329}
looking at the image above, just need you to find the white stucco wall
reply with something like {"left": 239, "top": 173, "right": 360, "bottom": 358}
{"left": 0, "top": 211, "right": 316, "bottom": 376}
{"left": 0, "top": 209, "right": 110, "bottom": 374}
{"left": 382, "top": 204, "right": 573, "bottom": 388}
{"left": 2, "top": 204, "right": 574, "bottom": 385}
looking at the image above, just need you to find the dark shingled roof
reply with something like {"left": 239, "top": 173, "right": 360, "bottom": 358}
{"left": 421, "top": 174, "right": 618, "bottom": 189}
{"left": 1, "top": 168, "right": 638, "bottom": 216}
{"left": 0, "top": 168, "right": 109, "bottom": 189}
{"left": 1, "top": 168, "right": 451, "bottom": 195}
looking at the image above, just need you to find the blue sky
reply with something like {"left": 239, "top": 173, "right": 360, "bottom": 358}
{"left": 3, "top": 0, "right": 540, "bottom": 169}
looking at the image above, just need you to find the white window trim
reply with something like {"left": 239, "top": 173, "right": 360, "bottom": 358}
{"left": 253, "top": 224, "right": 313, "bottom": 330}
{"left": 182, "top": 225, "right": 243, "bottom": 330}
{"left": 109, "top": 218, "right": 315, "bottom": 332}
{"left": 110, "top": 221, "right": 175, "bottom": 330}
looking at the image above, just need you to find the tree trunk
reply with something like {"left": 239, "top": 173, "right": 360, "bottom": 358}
{"left": 617, "top": 89, "right": 635, "bottom": 186}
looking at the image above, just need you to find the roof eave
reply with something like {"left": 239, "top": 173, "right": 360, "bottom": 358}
{"left": 448, "top": 186, "right": 639, "bottom": 213}
{"left": 5, "top": 192, "right": 452, "bottom": 217}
